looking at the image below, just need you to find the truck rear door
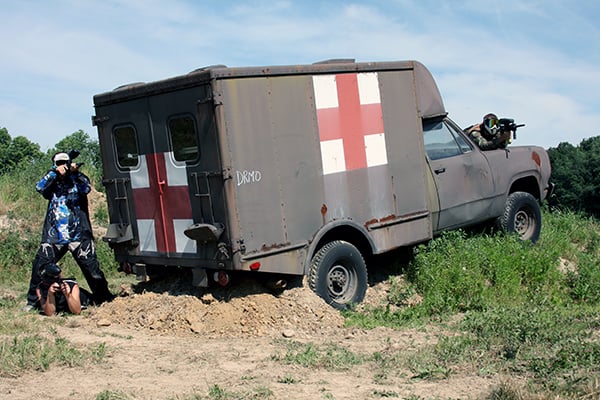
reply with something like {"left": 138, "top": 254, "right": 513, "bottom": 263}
{"left": 97, "top": 85, "right": 227, "bottom": 266}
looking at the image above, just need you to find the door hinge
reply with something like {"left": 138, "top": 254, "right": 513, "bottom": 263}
{"left": 92, "top": 115, "right": 109, "bottom": 126}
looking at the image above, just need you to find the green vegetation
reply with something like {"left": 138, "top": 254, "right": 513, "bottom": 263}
{"left": 0, "top": 333, "right": 108, "bottom": 378}
{"left": 0, "top": 127, "right": 44, "bottom": 175}
{"left": 548, "top": 135, "right": 600, "bottom": 218}
{"left": 95, "top": 390, "right": 132, "bottom": 400}
{"left": 347, "top": 211, "right": 600, "bottom": 326}
{"left": 249, "top": 210, "right": 600, "bottom": 398}
{"left": 343, "top": 210, "right": 600, "bottom": 398}
{"left": 271, "top": 340, "right": 364, "bottom": 371}
{"left": 0, "top": 128, "right": 120, "bottom": 293}
{"left": 0, "top": 129, "right": 119, "bottom": 383}
{"left": 165, "top": 384, "right": 273, "bottom": 400}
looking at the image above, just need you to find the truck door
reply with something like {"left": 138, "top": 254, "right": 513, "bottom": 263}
{"left": 129, "top": 93, "right": 198, "bottom": 255}
{"left": 100, "top": 85, "right": 226, "bottom": 265}
{"left": 423, "top": 118, "right": 496, "bottom": 231}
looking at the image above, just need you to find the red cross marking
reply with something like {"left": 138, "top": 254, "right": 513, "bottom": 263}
{"left": 316, "top": 73, "right": 384, "bottom": 171}
{"left": 132, "top": 153, "right": 192, "bottom": 253}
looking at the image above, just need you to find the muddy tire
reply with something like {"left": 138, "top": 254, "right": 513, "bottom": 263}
{"left": 498, "top": 192, "right": 542, "bottom": 243}
{"left": 308, "top": 240, "right": 368, "bottom": 310}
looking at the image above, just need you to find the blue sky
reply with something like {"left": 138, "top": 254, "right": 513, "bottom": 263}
{"left": 1, "top": 0, "right": 599, "bottom": 151}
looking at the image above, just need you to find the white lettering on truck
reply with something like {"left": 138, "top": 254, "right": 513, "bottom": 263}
{"left": 236, "top": 170, "right": 262, "bottom": 186}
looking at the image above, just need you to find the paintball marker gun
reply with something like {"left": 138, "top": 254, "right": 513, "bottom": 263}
{"left": 498, "top": 118, "right": 525, "bottom": 141}
{"left": 67, "top": 149, "right": 85, "bottom": 169}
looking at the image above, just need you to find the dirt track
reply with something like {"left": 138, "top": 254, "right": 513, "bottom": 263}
{"left": 1, "top": 274, "right": 500, "bottom": 400}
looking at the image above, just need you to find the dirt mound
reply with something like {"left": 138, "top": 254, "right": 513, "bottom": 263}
{"left": 83, "top": 190, "right": 395, "bottom": 340}
{"left": 88, "top": 273, "right": 346, "bottom": 338}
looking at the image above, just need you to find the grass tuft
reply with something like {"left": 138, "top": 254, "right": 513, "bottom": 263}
{"left": 0, "top": 333, "right": 108, "bottom": 378}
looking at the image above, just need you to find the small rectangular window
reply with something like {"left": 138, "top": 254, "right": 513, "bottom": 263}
{"left": 169, "top": 115, "right": 199, "bottom": 162}
{"left": 114, "top": 126, "right": 139, "bottom": 168}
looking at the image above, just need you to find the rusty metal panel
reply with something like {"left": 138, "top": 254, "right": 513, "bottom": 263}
{"left": 268, "top": 75, "right": 325, "bottom": 245}
{"left": 218, "top": 67, "right": 433, "bottom": 259}
{"left": 309, "top": 70, "right": 417, "bottom": 249}
{"left": 219, "top": 75, "right": 323, "bottom": 263}
{"left": 376, "top": 70, "right": 432, "bottom": 242}
{"left": 481, "top": 146, "right": 547, "bottom": 206}
{"left": 370, "top": 216, "right": 431, "bottom": 251}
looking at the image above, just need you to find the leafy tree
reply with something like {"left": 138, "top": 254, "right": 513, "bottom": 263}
{"left": 49, "top": 129, "right": 101, "bottom": 170}
{"left": 48, "top": 129, "right": 103, "bottom": 190}
{"left": 548, "top": 136, "right": 600, "bottom": 218}
{"left": 579, "top": 136, "right": 600, "bottom": 217}
{"left": 0, "top": 127, "right": 44, "bottom": 174}
{"left": 0, "top": 127, "right": 10, "bottom": 168}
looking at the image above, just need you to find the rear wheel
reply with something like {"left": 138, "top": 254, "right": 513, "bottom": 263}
{"left": 308, "top": 240, "right": 368, "bottom": 310}
{"left": 498, "top": 192, "right": 542, "bottom": 243}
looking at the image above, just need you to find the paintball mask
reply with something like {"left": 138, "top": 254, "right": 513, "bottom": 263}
{"left": 52, "top": 149, "right": 82, "bottom": 171}
{"left": 52, "top": 152, "right": 71, "bottom": 169}
{"left": 482, "top": 114, "right": 499, "bottom": 137}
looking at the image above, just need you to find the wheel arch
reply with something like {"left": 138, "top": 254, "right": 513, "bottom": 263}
{"left": 303, "top": 220, "right": 375, "bottom": 275}
{"left": 509, "top": 175, "right": 541, "bottom": 200}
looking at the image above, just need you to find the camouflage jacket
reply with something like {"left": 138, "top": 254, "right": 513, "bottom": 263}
{"left": 467, "top": 125, "right": 505, "bottom": 150}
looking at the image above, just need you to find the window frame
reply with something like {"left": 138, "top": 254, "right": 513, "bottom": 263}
{"left": 113, "top": 124, "right": 140, "bottom": 170}
{"left": 167, "top": 113, "right": 200, "bottom": 164}
{"left": 422, "top": 118, "right": 473, "bottom": 160}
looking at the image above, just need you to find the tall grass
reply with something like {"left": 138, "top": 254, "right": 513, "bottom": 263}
{"left": 348, "top": 210, "right": 600, "bottom": 326}
{"left": 345, "top": 210, "right": 600, "bottom": 397}
{"left": 0, "top": 159, "right": 47, "bottom": 219}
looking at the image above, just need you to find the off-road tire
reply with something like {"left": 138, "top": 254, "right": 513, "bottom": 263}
{"left": 498, "top": 191, "right": 542, "bottom": 243}
{"left": 308, "top": 240, "right": 368, "bottom": 310}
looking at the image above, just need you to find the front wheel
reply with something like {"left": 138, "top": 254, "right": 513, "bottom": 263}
{"left": 308, "top": 240, "right": 368, "bottom": 310}
{"left": 498, "top": 192, "right": 542, "bottom": 243}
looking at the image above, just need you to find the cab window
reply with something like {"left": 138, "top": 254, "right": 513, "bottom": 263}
{"left": 168, "top": 115, "right": 199, "bottom": 162}
{"left": 423, "top": 120, "right": 469, "bottom": 160}
{"left": 114, "top": 125, "right": 139, "bottom": 168}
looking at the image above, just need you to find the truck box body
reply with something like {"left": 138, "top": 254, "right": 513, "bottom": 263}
{"left": 93, "top": 59, "right": 552, "bottom": 307}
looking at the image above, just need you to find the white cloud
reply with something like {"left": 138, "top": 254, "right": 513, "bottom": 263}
{"left": 0, "top": 0, "right": 598, "bottom": 151}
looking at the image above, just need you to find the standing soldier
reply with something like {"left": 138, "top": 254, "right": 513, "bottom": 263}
{"left": 23, "top": 151, "right": 113, "bottom": 311}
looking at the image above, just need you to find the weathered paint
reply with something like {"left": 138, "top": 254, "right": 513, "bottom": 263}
{"left": 93, "top": 59, "right": 551, "bottom": 281}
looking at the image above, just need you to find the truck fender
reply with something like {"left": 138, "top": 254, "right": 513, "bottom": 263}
{"left": 302, "top": 219, "right": 376, "bottom": 275}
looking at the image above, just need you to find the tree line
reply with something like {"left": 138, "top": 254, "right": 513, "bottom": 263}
{"left": 0, "top": 126, "right": 598, "bottom": 218}
{"left": 0, "top": 127, "right": 102, "bottom": 186}
{"left": 547, "top": 136, "right": 600, "bottom": 218}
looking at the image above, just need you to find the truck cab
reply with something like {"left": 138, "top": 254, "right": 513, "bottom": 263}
{"left": 423, "top": 116, "right": 552, "bottom": 240}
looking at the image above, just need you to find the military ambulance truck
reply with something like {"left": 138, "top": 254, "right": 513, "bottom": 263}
{"left": 92, "top": 59, "right": 553, "bottom": 309}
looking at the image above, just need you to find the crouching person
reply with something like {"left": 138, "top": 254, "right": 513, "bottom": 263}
{"left": 36, "top": 264, "right": 91, "bottom": 316}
